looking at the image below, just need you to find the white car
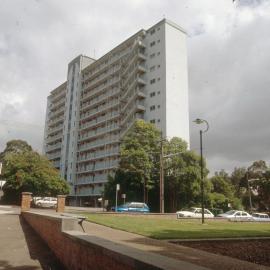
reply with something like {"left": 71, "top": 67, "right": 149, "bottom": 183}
{"left": 218, "top": 210, "right": 252, "bottom": 221}
{"left": 176, "top": 207, "right": 214, "bottom": 219}
{"left": 251, "top": 213, "right": 270, "bottom": 222}
{"left": 34, "top": 197, "right": 57, "bottom": 208}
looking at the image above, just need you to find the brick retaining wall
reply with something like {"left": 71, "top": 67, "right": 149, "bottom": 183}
{"left": 22, "top": 211, "right": 207, "bottom": 270}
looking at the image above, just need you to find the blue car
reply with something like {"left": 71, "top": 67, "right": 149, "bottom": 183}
{"left": 112, "top": 202, "right": 150, "bottom": 213}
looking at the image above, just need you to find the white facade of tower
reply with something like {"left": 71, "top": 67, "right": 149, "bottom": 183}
{"left": 43, "top": 19, "right": 189, "bottom": 205}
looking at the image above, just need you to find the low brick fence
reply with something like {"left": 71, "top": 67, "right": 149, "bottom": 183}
{"left": 22, "top": 211, "right": 205, "bottom": 270}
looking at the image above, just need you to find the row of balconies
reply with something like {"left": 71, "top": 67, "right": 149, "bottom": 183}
{"left": 121, "top": 89, "right": 146, "bottom": 116}
{"left": 77, "top": 147, "right": 119, "bottom": 163}
{"left": 78, "top": 136, "right": 119, "bottom": 152}
{"left": 83, "top": 66, "right": 121, "bottom": 89}
{"left": 47, "top": 115, "right": 64, "bottom": 127}
{"left": 77, "top": 159, "right": 118, "bottom": 174}
{"left": 49, "top": 98, "right": 65, "bottom": 112}
{"left": 46, "top": 142, "right": 62, "bottom": 152}
{"left": 46, "top": 151, "right": 61, "bottom": 160}
{"left": 46, "top": 132, "right": 63, "bottom": 144}
{"left": 75, "top": 185, "right": 103, "bottom": 196}
{"left": 82, "top": 76, "right": 120, "bottom": 99}
{"left": 80, "top": 88, "right": 120, "bottom": 113}
{"left": 48, "top": 106, "right": 65, "bottom": 119}
{"left": 50, "top": 88, "right": 66, "bottom": 103}
{"left": 78, "top": 124, "right": 120, "bottom": 142}
{"left": 80, "top": 112, "right": 120, "bottom": 132}
{"left": 80, "top": 100, "right": 119, "bottom": 122}
{"left": 76, "top": 174, "right": 107, "bottom": 185}
{"left": 120, "top": 101, "right": 145, "bottom": 128}
{"left": 47, "top": 125, "right": 63, "bottom": 136}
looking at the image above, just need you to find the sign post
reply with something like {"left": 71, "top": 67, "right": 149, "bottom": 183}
{"left": 115, "top": 184, "right": 120, "bottom": 212}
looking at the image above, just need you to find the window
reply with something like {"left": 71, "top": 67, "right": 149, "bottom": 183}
{"left": 150, "top": 119, "right": 155, "bottom": 124}
{"left": 150, "top": 92, "right": 156, "bottom": 97}
{"left": 150, "top": 79, "right": 156, "bottom": 84}
{"left": 150, "top": 41, "right": 156, "bottom": 47}
{"left": 157, "top": 65, "right": 161, "bottom": 69}
{"left": 150, "top": 66, "right": 155, "bottom": 72}
{"left": 157, "top": 39, "right": 160, "bottom": 43}
{"left": 150, "top": 53, "right": 155, "bottom": 59}
{"left": 157, "top": 91, "right": 160, "bottom": 95}
{"left": 150, "top": 29, "right": 155, "bottom": 35}
{"left": 158, "top": 119, "right": 160, "bottom": 123}
{"left": 157, "top": 52, "right": 160, "bottom": 56}
{"left": 157, "top": 77, "right": 160, "bottom": 81}
{"left": 150, "top": 105, "right": 155, "bottom": 111}
{"left": 157, "top": 105, "right": 160, "bottom": 109}
{"left": 157, "top": 27, "right": 160, "bottom": 31}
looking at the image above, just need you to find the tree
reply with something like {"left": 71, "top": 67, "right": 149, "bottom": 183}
{"left": 1, "top": 140, "right": 69, "bottom": 204}
{"left": 163, "top": 138, "right": 204, "bottom": 212}
{"left": 104, "top": 120, "right": 161, "bottom": 208}
{"left": 0, "top": 139, "right": 32, "bottom": 162}
{"left": 104, "top": 120, "right": 206, "bottom": 212}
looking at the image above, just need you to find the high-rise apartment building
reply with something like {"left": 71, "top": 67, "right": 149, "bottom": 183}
{"left": 43, "top": 19, "right": 189, "bottom": 206}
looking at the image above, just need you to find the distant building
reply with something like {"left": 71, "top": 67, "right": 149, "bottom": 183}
{"left": 43, "top": 19, "right": 189, "bottom": 206}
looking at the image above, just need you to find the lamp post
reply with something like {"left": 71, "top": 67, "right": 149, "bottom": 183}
{"left": 193, "top": 118, "right": 209, "bottom": 224}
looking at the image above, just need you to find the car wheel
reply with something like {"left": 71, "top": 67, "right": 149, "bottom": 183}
{"left": 37, "top": 203, "right": 42, "bottom": 208}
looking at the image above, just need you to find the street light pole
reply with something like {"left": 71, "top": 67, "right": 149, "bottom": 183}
{"left": 194, "top": 118, "right": 209, "bottom": 224}
{"left": 160, "top": 138, "right": 164, "bottom": 213}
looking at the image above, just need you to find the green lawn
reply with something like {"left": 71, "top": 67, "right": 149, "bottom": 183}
{"left": 85, "top": 214, "right": 270, "bottom": 240}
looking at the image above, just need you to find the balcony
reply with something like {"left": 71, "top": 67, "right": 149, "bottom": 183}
{"left": 138, "top": 64, "right": 147, "bottom": 73}
{"left": 46, "top": 152, "right": 61, "bottom": 160}
{"left": 80, "top": 101, "right": 119, "bottom": 122}
{"left": 137, "top": 77, "right": 146, "bottom": 85}
{"left": 81, "top": 89, "right": 120, "bottom": 113}
{"left": 138, "top": 53, "right": 147, "bottom": 61}
{"left": 46, "top": 133, "right": 62, "bottom": 143}
{"left": 46, "top": 142, "right": 62, "bottom": 152}
{"left": 78, "top": 137, "right": 119, "bottom": 152}
{"left": 79, "top": 125, "right": 120, "bottom": 142}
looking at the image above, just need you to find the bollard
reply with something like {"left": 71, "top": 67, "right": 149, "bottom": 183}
{"left": 56, "top": 195, "right": 66, "bottom": 213}
{"left": 21, "top": 192, "right": 32, "bottom": 212}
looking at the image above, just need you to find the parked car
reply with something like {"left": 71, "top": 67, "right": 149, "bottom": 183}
{"left": 34, "top": 197, "right": 57, "bottom": 208}
{"left": 176, "top": 207, "right": 214, "bottom": 219}
{"left": 217, "top": 210, "right": 252, "bottom": 221}
{"left": 251, "top": 213, "right": 270, "bottom": 222}
{"left": 111, "top": 202, "right": 150, "bottom": 213}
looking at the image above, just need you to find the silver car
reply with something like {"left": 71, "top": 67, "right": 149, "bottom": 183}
{"left": 34, "top": 197, "right": 57, "bottom": 208}
{"left": 252, "top": 213, "right": 270, "bottom": 222}
{"left": 218, "top": 210, "right": 252, "bottom": 221}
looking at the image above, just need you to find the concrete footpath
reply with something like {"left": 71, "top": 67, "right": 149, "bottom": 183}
{"left": 0, "top": 206, "right": 64, "bottom": 270}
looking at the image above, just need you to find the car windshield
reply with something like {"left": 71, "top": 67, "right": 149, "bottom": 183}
{"left": 182, "top": 208, "right": 197, "bottom": 213}
{"left": 223, "top": 210, "right": 237, "bottom": 215}
{"left": 118, "top": 203, "right": 130, "bottom": 208}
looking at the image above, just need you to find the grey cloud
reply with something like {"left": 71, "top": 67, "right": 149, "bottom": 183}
{"left": 0, "top": 0, "right": 269, "bottom": 174}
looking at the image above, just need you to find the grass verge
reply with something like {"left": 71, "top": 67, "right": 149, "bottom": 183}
{"left": 84, "top": 214, "right": 270, "bottom": 240}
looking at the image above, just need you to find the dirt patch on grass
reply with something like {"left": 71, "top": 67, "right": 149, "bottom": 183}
{"left": 172, "top": 239, "right": 270, "bottom": 267}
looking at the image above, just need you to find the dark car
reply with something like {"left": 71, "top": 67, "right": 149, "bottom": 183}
{"left": 112, "top": 202, "right": 150, "bottom": 213}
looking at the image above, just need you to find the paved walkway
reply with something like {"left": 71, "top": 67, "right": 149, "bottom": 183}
{"left": 0, "top": 206, "right": 64, "bottom": 270}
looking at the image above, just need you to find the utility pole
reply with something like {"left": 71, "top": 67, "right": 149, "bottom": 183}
{"left": 199, "top": 129, "right": 205, "bottom": 224}
{"left": 160, "top": 137, "right": 164, "bottom": 213}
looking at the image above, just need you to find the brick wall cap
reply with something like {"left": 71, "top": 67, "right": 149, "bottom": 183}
{"left": 22, "top": 192, "right": 32, "bottom": 195}
{"left": 57, "top": 195, "right": 67, "bottom": 198}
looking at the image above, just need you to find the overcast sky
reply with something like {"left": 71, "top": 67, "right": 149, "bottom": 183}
{"left": 0, "top": 0, "right": 269, "bottom": 174}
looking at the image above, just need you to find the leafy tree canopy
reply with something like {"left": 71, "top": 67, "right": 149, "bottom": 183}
{"left": 0, "top": 140, "right": 69, "bottom": 204}
{"left": 105, "top": 120, "right": 206, "bottom": 212}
